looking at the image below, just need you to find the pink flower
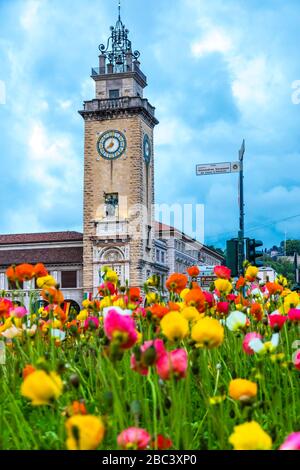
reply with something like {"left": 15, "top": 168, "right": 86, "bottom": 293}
{"left": 288, "top": 309, "right": 300, "bottom": 322}
{"left": 243, "top": 332, "right": 262, "bottom": 355}
{"left": 203, "top": 291, "right": 214, "bottom": 307}
{"left": 214, "top": 266, "right": 231, "bottom": 280}
{"left": 269, "top": 313, "right": 287, "bottom": 330}
{"left": 217, "top": 302, "right": 229, "bottom": 316}
{"left": 10, "top": 306, "right": 27, "bottom": 318}
{"left": 156, "top": 349, "right": 188, "bottom": 381}
{"left": 280, "top": 432, "right": 300, "bottom": 450}
{"left": 227, "top": 294, "right": 237, "bottom": 301}
{"left": 104, "top": 309, "right": 137, "bottom": 349}
{"left": 84, "top": 316, "right": 100, "bottom": 330}
{"left": 98, "top": 281, "right": 117, "bottom": 296}
{"left": 117, "top": 427, "right": 151, "bottom": 450}
{"left": 294, "top": 349, "right": 300, "bottom": 371}
{"left": 131, "top": 339, "right": 166, "bottom": 376}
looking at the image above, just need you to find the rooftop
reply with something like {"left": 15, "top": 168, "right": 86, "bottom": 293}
{"left": 0, "top": 231, "right": 83, "bottom": 245}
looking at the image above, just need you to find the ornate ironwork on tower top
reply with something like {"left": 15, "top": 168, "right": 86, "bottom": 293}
{"left": 98, "top": 1, "right": 140, "bottom": 74}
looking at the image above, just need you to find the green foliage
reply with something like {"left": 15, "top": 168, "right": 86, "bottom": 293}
{"left": 262, "top": 255, "right": 295, "bottom": 283}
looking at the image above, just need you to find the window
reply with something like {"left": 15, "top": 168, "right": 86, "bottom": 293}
{"left": 161, "top": 251, "right": 165, "bottom": 264}
{"left": 61, "top": 271, "right": 77, "bottom": 289}
{"left": 109, "top": 89, "right": 120, "bottom": 99}
{"left": 104, "top": 193, "right": 119, "bottom": 218}
{"left": 156, "top": 249, "right": 160, "bottom": 262}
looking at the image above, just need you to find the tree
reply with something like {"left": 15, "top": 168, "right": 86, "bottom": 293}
{"left": 262, "top": 255, "right": 295, "bottom": 283}
{"left": 207, "top": 245, "right": 224, "bottom": 256}
{"left": 280, "top": 239, "right": 300, "bottom": 256}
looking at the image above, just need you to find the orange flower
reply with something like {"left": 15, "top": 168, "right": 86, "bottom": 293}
{"left": 235, "top": 294, "right": 250, "bottom": 308}
{"left": 187, "top": 266, "right": 200, "bottom": 278}
{"left": 41, "top": 287, "right": 64, "bottom": 305}
{"left": 148, "top": 304, "right": 169, "bottom": 319}
{"left": 33, "top": 263, "right": 48, "bottom": 278}
{"left": 166, "top": 273, "right": 188, "bottom": 294}
{"left": 69, "top": 400, "right": 87, "bottom": 416}
{"left": 236, "top": 276, "right": 246, "bottom": 289}
{"left": 266, "top": 282, "right": 283, "bottom": 296}
{"left": 185, "top": 288, "right": 206, "bottom": 313}
{"left": 129, "top": 287, "right": 141, "bottom": 303}
{"left": 250, "top": 303, "right": 263, "bottom": 321}
{"left": 15, "top": 264, "right": 35, "bottom": 282}
{"left": 23, "top": 365, "right": 36, "bottom": 380}
{"left": 53, "top": 305, "right": 67, "bottom": 323}
{"left": 6, "top": 266, "right": 17, "bottom": 282}
{"left": 168, "top": 302, "right": 181, "bottom": 311}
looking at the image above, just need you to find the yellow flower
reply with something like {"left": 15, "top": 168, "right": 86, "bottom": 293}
{"left": 100, "top": 296, "right": 112, "bottom": 310}
{"left": 36, "top": 275, "right": 57, "bottom": 288}
{"left": 113, "top": 298, "right": 126, "bottom": 309}
{"left": 180, "top": 288, "right": 190, "bottom": 300}
{"left": 160, "top": 311, "right": 189, "bottom": 341}
{"left": 50, "top": 319, "right": 62, "bottom": 329}
{"left": 191, "top": 317, "right": 224, "bottom": 349}
{"left": 105, "top": 270, "right": 118, "bottom": 284}
{"left": 82, "top": 299, "right": 92, "bottom": 309}
{"left": 181, "top": 306, "right": 202, "bottom": 323}
{"left": 245, "top": 266, "right": 259, "bottom": 281}
{"left": 214, "top": 279, "right": 232, "bottom": 294}
{"left": 229, "top": 379, "right": 257, "bottom": 402}
{"left": 77, "top": 309, "right": 88, "bottom": 321}
{"left": 276, "top": 274, "right": 288, "bottom": 287}
{"left": 0, "top": 318, "right": 12, "bottom": 333}
{"left": 229, "top": 421, "right": 272, "bottom": 450}
{"left": 65, "top": 415, "right": 105, "bottom": 450}
{"left": 284, "top": 292, "right": 299, "bottom": 313}
{"left": 146, "top": 292, "right": 158, "bottom": 304}
{"left": 209, "top": 395, "right": 226, "bottom": 405}
{"left": 21, "top": 370, "right": 63, "bottom": 406}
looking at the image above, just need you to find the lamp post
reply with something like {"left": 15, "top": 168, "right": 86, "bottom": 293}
{"left": 238, "top": 139, "right": 245, "bottom": 275}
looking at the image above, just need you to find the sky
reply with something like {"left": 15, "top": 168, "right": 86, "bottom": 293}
{"left": 0, "top": 0, "right": 299, "bottom": 250}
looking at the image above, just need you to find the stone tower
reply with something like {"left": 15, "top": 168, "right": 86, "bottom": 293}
{"left": 79, "top": 6, "right": 158, "bottom": 293}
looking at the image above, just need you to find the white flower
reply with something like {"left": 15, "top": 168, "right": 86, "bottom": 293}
{"left": 50, "top": 329, "right": 66, "bottom": 341}
{"left": 226, "top": 311, "right": 247, "bottom": 331}
{"left": 1, "top": 325, "right": 22, "bottom": 339}
{"left": 102, "top": 306, "right": 133, "bottom": 318}
{"left": 249, "top": 333, "right": 279, "bottom": 354}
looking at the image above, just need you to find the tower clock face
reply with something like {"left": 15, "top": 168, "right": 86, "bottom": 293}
{"left": 97, "top": 130, "right": 126, "bottom": 160}
{"left": 143, "top": 134, "right": 151, "bottom": 164}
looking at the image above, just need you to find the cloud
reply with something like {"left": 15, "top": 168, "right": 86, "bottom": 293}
{"left": 191, "top": 29, "right": 232, "bottom": 57}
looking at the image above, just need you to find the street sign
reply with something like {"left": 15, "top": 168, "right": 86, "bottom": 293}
{"left": 199, "top": 275, "right": 216, "bottom": 289}
{"left": 196, "top": 162, "right": 240, "bottom": 176}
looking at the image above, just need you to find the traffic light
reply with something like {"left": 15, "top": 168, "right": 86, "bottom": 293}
{"left": 226, "top": 239, "right": 239, "bottom": 277}
{"left": 246, "top": 238, "right": 264, "bottom": 266}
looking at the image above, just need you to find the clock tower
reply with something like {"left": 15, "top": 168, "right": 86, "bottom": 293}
{"left": 79, "top": 6, "right": 158, "bottom": 293}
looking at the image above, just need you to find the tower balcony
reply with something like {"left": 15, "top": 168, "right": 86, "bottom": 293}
{"left": 91, "top": 62, "right": 147, "bottom": 86}
{"left": 80, "top": 96, "right": 159, "bottom": 126}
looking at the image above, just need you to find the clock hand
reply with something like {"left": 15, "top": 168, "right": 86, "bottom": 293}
{"left": 107, "top": 140, "right": 114, "bottom": 149}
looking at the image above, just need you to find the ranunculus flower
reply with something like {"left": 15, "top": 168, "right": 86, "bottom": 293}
{"left": 250, "top": 303, "right": 263, "bottom": 321}
{"left": 229, "top": 421, "right": 272, "bottom": 450}
{"left": 131, "top": 339, "right": 166, "bottom": 375}
{"left": 152, "top": 434, "right": 173, "bottom": 450}
{"left": 243, "top": 332, "right": 262, "bottom": 355}
{"left": 84, "top": 316, "right": 100, "bottom": 330}
{"left": 191, "top": 317, "right": 224, "bottom": 349}
{"left": 294, "top": 349, "right": 300, "bottom": 370}
{"left": 184, "top": 288, "right": 206, "bottom": 312}
{"left": 21, "top": 370, "right": 63, "bottom": 406}
{"left": 216, "top": 301, "right": 229, "bottom": 316}
{"left": 10, "top": 306, "right": 27, "bottom": 319}
{"left": 280, "top": 432, "right": 300, "bottom": 450}
{"left": 0, "top": 298, "right": 14, "bottom": 317}
{"left": 103, "top": 306, "right": 133, "bottom": 318}
{"left": 166, "top": 273, "right": 188, "bottom": 294}
{"left": 160, "top": 312, "right": 189, "bottom": 342}
{"left": 288, "top": 308, "right": 300, "bottom": 322}
{"left": 248, "top": 333, "right": 279, "bottom": 355}
{"left": 225, "top": 311, "right": 247, "bottom": 331}
{"left": 203, "top": 291, "right": 214, "bottom": 307}
{"left": 104, "top": 310, "right": 137, "bottom": 349}
{"left": 187, "top": 266, "right": 200, "bottom": 277}
{"left": 156, "top": 349, "right": 188, "bottom": 381}
{"left": 268, "top": 313, "right": 287, "bottom": 330}
{"left": 117, "top": 427, "right": 151, "bottom": 450}
{"left": 229, "top": 378, "right": 257, "bottom": 402}
{"left": 1, "top": 325, "right": 22, "bottom": 339}
{"left": 65, "top": 415, "right": 105, "bottom": 450}
{"left": 214, "top": 278, "right": 232, "bottom": 294}
{"left": 245, "top": 266, "right": 259, "bottom": 282}
{"left": 214, "top": 266, "right": 231, "bottom": 280}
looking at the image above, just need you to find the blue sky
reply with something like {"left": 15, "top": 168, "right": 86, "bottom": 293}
{"left": 0, "top": 0, "right": 299, "bottom": 249}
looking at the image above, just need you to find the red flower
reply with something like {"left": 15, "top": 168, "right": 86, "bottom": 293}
{"left": 22, "top": 365, "right": 36, "bottom": 380}
{"left": 129, "top": 287, "right": 141, "bottom": 303}
{"left": 216, "top": 301, "right": 229, "bottom": 316}
{"left": 214, "top": 266, "right": 231, "bottom": 280}
{"left": 187, "top": 266, "right": 200, "bottom": 278}
{"left": 250, "top": 303, "right": 263, "bottom": 321}
{"left": 149, "top": 304, "right": 169, "bottom": 319}
{"left": 152, "top": 434, "right": 173, "bottom": 450}
{"left": 269, "top": 314, "right": 287, "bottom": 330}
{"left": 203, "top": 291, "right": 214, "bottom": 307}
{"left": 288, "top": 309, "right": 300, "bottom": 322}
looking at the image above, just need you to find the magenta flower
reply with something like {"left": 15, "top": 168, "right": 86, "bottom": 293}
{"left": 242, "top": 332, "right": 262, "bottom": 355}
{"left": 294, "top": 349, "right": 300, "bottom": 371}
{"left": 117, "top": 427, "right": 151, "bottom": 450}
{"left": 280, "top": 432, "right": 300, "bottom": 450}
{"left": 269, "top": 313, "right": 287, "bottom": 330}
{"left": 11, "top": 306, "right": 27, "bottom": 318}
{"left": 104, "top": 309, "right": 137, "bottom": 349}
{"left": 84, "top": 316, "right": 100, "bottom": 330}
{"left": 156, "top": 349, "right": 188, "bottom": 381}
{"left": 217, "top": 301, "right": 230, "bottom": 316}
{"left": 131, "top": 339, "right": 166, "bottom": 376}
{"left": 288, "top": 309, "right": 300, "bottom": 322}
{"left": 203, "top": 291, "right": 214, "bottom": 307}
